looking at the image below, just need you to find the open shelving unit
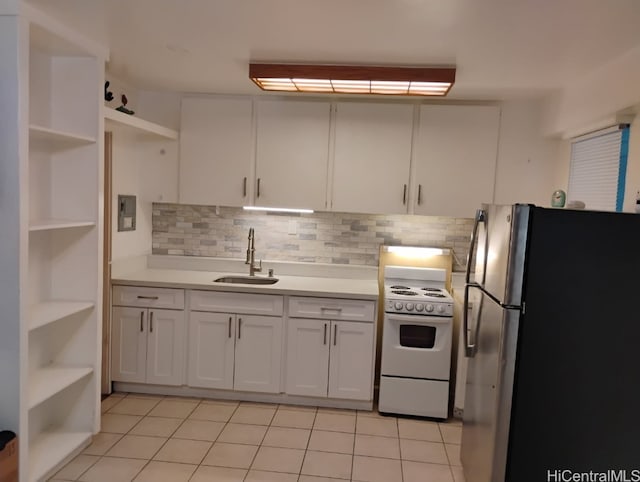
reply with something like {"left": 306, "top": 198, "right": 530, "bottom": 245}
{"left": 28, "top": 431, "right": 93, "bottom": 482}
{"left": 104, "top": 106, "right": 179, "bottom": 140}
{"left": 0, "top": 4, "right": 107, "bottom": 481}
{"left": 29, "top": 124, "right": 97, "bottom": 146}
{"left": 29, "top": 301, "right": 95, "bottom": 332}
{"left": 28, "top": 366, "right": 94, "bottom": 409}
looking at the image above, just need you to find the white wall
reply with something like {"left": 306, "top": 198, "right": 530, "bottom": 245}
{"left": 493, "top": 99, "right": 563, "bottom": 207}
{"left": 542, "top": 44, "right": 640, "bottom": 137}
{"left": 107, "top": 73, "right": 180, "bottom": 261}
{"left": 111, "top": 130, "right": 152, "bottom": 260}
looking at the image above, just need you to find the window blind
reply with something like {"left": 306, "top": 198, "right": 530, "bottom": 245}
{"left": 567, "top": 126, "right": 629, "bottom": 212}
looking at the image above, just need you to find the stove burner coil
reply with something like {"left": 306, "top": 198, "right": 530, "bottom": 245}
{"left": 391, "top": 290, "right": 418, "bottom": 296}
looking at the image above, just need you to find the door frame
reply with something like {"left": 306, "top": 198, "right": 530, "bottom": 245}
{"left": 101, "top": 131, "right": 113, "bottom": 394}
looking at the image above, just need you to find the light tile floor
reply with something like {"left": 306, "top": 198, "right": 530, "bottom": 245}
{"left": 49, "top": 392, "right": 466, "bottom": 482}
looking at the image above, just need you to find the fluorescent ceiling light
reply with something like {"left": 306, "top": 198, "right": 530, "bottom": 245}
{"left": 384, "top": 246, "right": 450, "bottom": 257}
{"left": 243, "top": 206, "right": 314, "bottom": 214}
{"left": 249, "top": 64, "right": 456, "bottom": 97}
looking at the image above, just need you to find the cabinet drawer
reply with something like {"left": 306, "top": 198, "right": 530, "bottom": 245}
{"left": 288, "top": 296, "right": 375, "bottom": 322}
{"left": 112, "top": 285, "right": 185, "bottom": 309}
{"left": 190, "top": 290, "right": 284, "bottom": 316}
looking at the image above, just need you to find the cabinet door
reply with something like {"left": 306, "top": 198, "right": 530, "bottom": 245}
{"left": 179, "top": 97, "right": 253, "bottom": 206}
{"left": 255, "top": 100, "right": 330, "bottom": 210}
{"left": 413, "top": 105, "right": 500, "bottom": 218}
{"left": 234, "top": 315, "right": 282, "bottom": 393}
{"left": 286, "top": 318, "right": 330, "bottom": 397}
{"left": 146, "top": 309, "right": 185, "bottom": 386}
{"left": 188, "top": 311, "right": 235, "bottom": 390}
{"left": 332, "top": 103, "right": 413, "bottom": 214}
{"left": 328, "top": 321, "right": 374, "bottom": 400}
{"left": 111, "top": 307, "right": 147, "bottom": 383}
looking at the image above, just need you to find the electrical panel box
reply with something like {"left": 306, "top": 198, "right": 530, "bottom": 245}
{"left": 118, "top": 194, "right": 136, "bottom": 232}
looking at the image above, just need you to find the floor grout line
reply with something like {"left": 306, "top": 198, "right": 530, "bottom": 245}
{"left": 56, "top": 393, "right": 464, "bottom": 482}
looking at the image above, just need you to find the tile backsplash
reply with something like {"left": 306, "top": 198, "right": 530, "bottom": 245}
{"left": 152, "top": 204, "right": 474, "bottom": 271}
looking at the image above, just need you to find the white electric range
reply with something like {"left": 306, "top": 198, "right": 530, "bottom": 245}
{"left": 379, "top": 265, "right": 453, "bottom": 419}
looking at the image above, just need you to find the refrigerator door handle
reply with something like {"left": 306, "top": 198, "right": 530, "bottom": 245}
{"left": 463, "top": 283, "right": 478, "bottom": 358}
{"left": 465, "top": 208, "right": 487, "bottom": 284}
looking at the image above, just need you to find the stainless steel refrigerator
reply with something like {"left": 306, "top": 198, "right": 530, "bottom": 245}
{"left": 461, "top": 204, "right": 640, "bottom": 482}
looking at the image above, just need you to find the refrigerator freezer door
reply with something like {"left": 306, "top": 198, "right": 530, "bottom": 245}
{"left": 468, "top": 204, "right": 529, "bottom": 306}
{"left": 461, "top": 286, "right": 520, "bottom": 482}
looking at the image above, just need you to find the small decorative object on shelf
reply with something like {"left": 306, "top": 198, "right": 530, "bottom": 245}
{"left": 551, "top": 189, "right": 566, "bottom": 208}
{"left": 104, "top": 81, "right": 114, "bottom": 102}
{"left": 115, "top": 94, "right": 135, "bottom": 115}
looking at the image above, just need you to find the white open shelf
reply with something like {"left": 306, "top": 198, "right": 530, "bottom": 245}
{"left": 29, "top": 124, "right": 96, "bottom": 146}
{"left": 104, "top": 106, "right": 179, "bottom": 140}
{"left": 29, "top": 430, "right": 92, "bottom": 482}
{"left": 29, "top": 219, "right": 96, "bottom": 232}
{"left": 28, "top": 365, "right": 93, "bottom": 409}
{"left": 29, "top": 301, "right": 94, "bottom": 331}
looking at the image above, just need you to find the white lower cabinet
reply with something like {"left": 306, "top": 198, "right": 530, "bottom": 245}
{"left": 328, "top": 321, "right": 374, "bottom": 399}
{"left": 286, "top": 318, "right": 374, "bottom": 401}
{"left": 187, "top": 290, "right": 284, "bottom": 394}
{"left": 234, "top": 315, "right": 282, "bottom": 393}
{"left": 188, "top": 311, "right": 282, "bottom": 393}
{"left": 111, "top": 306, "right": 185, "bottom": 386}
{"left": 286, "top": 318, "right": 330, "bottom": 397}
{"left": 188, "top": 311, "right": 235, "bottom": 390}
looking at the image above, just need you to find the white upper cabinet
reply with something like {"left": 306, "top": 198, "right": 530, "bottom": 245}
{"left": 332, "top": 103, "right": 414, "bottom": 214}
{"left": 255, "top": 100, "right": 330, "bottom": 210}
{"left": 413, "top": 105, "right": 500, "bottom": 218}
{"left": 179, "top": 97, "right": 253, "bottom": 206}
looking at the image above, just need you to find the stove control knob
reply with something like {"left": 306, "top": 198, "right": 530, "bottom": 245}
{"left": 425, "top": 304, "right": 434, "bottom": 312}
{"left": 405, "top": 303, "right": 414, "bottom": 311}
{"left": 415, "top": 303, "right": 424, "bottom": 312}
{"left": 436, "top": 305, "right": 445, "bottom": 314}
{"left": 394, "top": 302, "right": 403, "bottom": 310}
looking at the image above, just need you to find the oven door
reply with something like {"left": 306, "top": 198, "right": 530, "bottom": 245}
{"left": 381, "top": 312, "right": 452, "bottom": 380}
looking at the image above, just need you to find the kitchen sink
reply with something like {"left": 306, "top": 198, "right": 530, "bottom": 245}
{"left": 214, "top": 276, "right": 279, "bottom": 285}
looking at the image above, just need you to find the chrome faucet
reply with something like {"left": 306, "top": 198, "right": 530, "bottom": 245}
{"left": 245, "top": 227, "right": 262, "bottom": 276}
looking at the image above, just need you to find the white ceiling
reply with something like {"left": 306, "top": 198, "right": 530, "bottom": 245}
{"left": 26, "top": 0, "right": 640, "bottom": 100}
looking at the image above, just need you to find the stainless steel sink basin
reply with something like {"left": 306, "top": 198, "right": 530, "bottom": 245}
{"left": 214, "top": 276, "right": 279, "bottom": 285}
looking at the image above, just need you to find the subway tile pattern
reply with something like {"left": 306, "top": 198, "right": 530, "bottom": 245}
{"left": 152, "top": 204, "right": 474, "bottom": 271}
{"left": 51, "top": 393, "right": 465, "bottom": 482}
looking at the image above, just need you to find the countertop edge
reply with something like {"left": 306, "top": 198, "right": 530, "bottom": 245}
{"left": 111, "top": 269, "right": 380, "bottom": 301}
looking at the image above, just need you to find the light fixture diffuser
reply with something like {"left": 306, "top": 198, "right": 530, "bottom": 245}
{"left": 243, "top": 206, "right": 314, "bottom": 214}
{"left": 249, "top": 64, "right": 456, "bottom": 97}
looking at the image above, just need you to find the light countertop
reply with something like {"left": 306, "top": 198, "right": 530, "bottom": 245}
{"left": 112, "top": 268, "right": 380, "bottom": 300}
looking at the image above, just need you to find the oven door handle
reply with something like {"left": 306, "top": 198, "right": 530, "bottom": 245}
{"left": 385, "top": 313, "right": 452, "bottom": 324}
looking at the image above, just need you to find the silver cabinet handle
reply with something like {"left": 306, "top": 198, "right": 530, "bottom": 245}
{"left": 418, "top": 184, "right": 422, "bottom": 205}
{"left": 140, "top": 311, "right": 144, "bottom": 332}
{"left": 149, "top": 311, "right": 154, "bottom": 333}
{"left": 228, "top": 316, "right": 232, "bottom": 338}
{"left": 323, "top": 323, "right": 327, "bottom": 345}
{"left": 402, "top": 184, "right": 407, "bottom": 204}
{"left": 466, "top": 209, "right": 487, "bottom": 284}
{"left": 243, "top": 177, "right": 247, "bottom": 197}
{"left": 137, "top": 295, "right": 159, "bottom": 300}
{"left": 238, "top": 318, "right": 242, "bottom": 339}
{"left": 320, "top": 306, "right": 342, "bottom": 315}
{"left": 257, "top": 178, "right": 261, "bottom": 198}
{"left": 333, "top": 325, "right": 337, "bottom": 346}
